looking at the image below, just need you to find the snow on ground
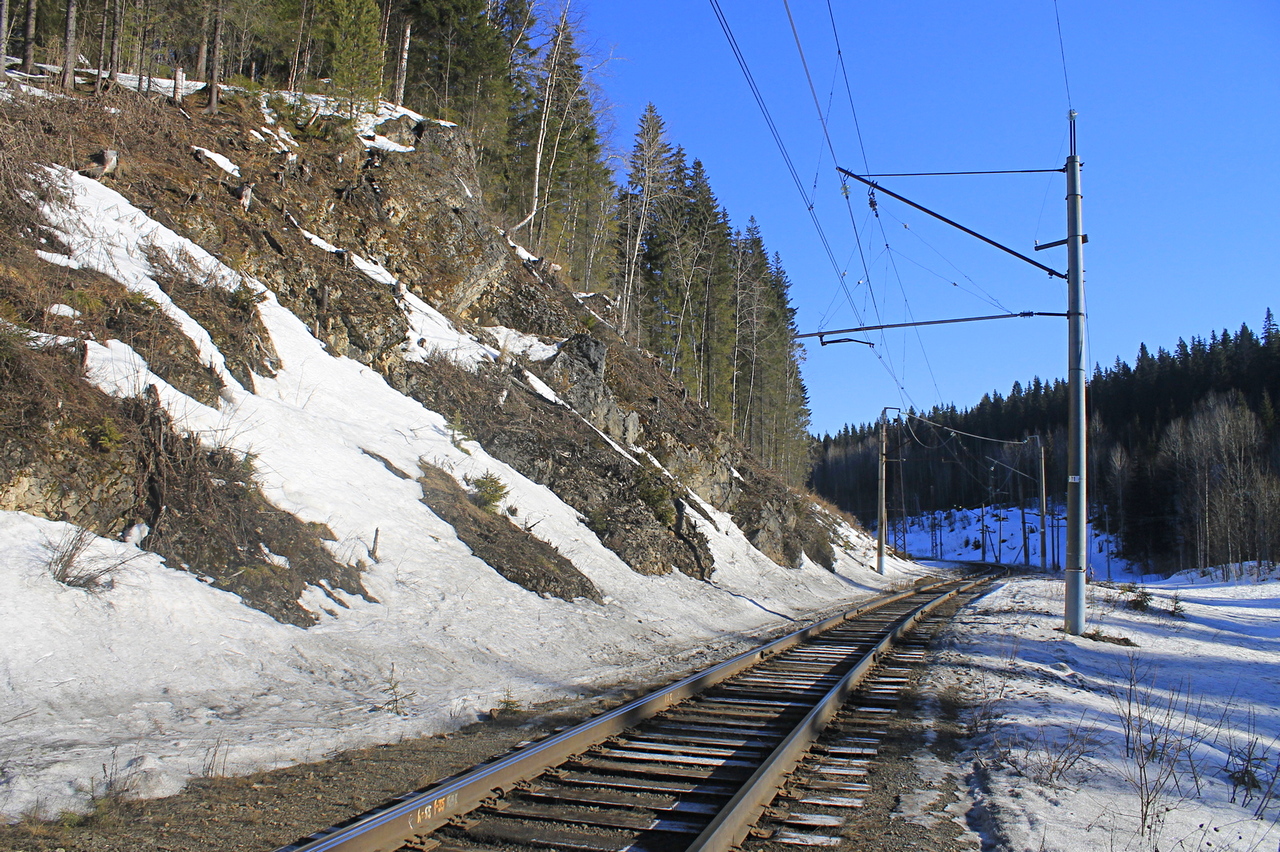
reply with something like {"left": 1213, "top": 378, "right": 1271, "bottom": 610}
{"left": 190, "top": 146, "right": 240, "bottom": 177}
{"left": 922, "top": 570, "right": 1280, "bottom": 851}
{"left": 0, "top": 154, "right": 917, "bottom": 820}
{"left": 897, "top": 504, "right": 1136, "bottom": 580}
{"left": 898, "top": 510, "right": 1279, "bottom": 849}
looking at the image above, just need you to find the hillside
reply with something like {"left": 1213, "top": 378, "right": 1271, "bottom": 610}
{"left": 0, "top": 76, "right": 918, "bottom": 819}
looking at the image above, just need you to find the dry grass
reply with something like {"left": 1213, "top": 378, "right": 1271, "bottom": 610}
{"left": 41, "top": 525, "right": 140, "bottom": 591}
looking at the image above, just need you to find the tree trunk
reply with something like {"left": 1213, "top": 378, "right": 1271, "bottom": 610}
{"left": 109, "top": 0, "right": 122, "bottom": 82}
{"left": 93, "top": 0, "right": 107, "bottom": 93}
{"left": 131, "top": 0, "right": 141, "bottom": 75}
{"left": 392, "top": 17, "right": 409, "bottom": 106}
{"left": 142, "top": 0, "right": 157, "bottom": 92}
{"left": 378, "top": 0, "right": 390, "bottom": 47}
{"left": 527, "top": 2, "right": 569, "bottom": 245}
{"left": 60, "top": 0, "right": 78, "bottom": 89}
{"left": 195, "top": 2, "right": 208, "bottom": 79}
{"left": 21, "top": 0, "right": 35, "bottom": 75}
{"left": 203, "top": 0, "right": 223, "bottom": 112}
{"left": 285, "top": 0, "right": 307, "bottom": 91}
{"left": 0, "top": 0, "right": 10, "bottom": 68}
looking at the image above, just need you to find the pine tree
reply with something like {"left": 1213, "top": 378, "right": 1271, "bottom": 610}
{"left": 616, "top": 103, "right": 675, "bottom": 341}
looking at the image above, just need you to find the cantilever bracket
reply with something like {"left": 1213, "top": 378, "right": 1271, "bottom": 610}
{"left": 836, "top": 167, "right": 1067, "bottom": 280}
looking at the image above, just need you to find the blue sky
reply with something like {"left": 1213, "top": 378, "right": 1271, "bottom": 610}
{"left": 575, "top": 0, "right": 1280, "bottom": 436}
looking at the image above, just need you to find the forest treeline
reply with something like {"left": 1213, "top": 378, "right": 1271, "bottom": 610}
{"left": 0, "top": 0, "right": 812, "bottom": 485}
{"left": 811, "top": 311, "right": 1280, "bottom": 574}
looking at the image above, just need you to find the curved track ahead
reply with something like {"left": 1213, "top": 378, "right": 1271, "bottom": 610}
{"left": 274, "top": 575, "right": 991, "bottom": 852}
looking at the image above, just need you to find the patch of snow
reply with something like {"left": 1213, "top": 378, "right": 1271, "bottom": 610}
{"left": 191, "top": 146, "right": 241, "bottom": 177}
{"left": 123, "top": 522, "right": 150, "bottom": 545}
{"left": 46, "top": 303, "right": 81, "bottom": 318}
{"left": 507, "top": 237, "right": 538, "bottom": 263}
{"left": 362, "top": 134, "right": 414, "bottom": 153}
{"left": 260, "top": 125, "right": 297, "bottom": 150}
{"left": 897, "top": 504, "right": 1136, "bottom": 579}
{"left": 486, "top": 326, "right": 560, "bottom": 362}
{"left": 922, "top": 574, "right": 1280, "bottom": 852}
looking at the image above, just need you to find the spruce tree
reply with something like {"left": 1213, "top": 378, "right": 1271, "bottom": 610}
{"left": 319, "top": 0, "right": 382, "bottom": 113}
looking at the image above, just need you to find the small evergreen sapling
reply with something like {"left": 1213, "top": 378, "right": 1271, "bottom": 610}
{"left": 466, "top": 471, "right": 508, "bottom": 513}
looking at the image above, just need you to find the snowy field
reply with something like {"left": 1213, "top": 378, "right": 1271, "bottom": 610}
{"left": 913, "top": 568, "right": 1280, "bottom": 851}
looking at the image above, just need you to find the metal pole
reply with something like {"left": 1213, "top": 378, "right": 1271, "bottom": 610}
{"left": 1064, "top": 111, "right": 1087, "bottom": 634}
{"left": 877, "top": 411, "right": 887, "bottom": 575}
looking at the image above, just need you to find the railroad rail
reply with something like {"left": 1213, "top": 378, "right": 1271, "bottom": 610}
{"left": 274, "top": 574, "right": 991, "bottom": 852}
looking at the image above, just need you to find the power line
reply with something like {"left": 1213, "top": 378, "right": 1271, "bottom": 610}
{"left": 796, "top": 0, "right": 942, "bottom": 410}
{"left": 824, "top": 0, "right": 871, "bottom": 174}
{"left": 1052, "top": 0, "right": 1074, "bottom": 110}
{"left": 707, "top": 0, "right": 842, "bottom": 278}
{"left": 779, "top": 0, "right": 878, "bottom": 326}
{"left": 710, "top": 0, "right": 919, "bottom": 411}
{"left": 876, "top": 216, "right": 1014, "bottom": 314}
{"left": 905, "top": 411, "right": 1032, "bottom": 446}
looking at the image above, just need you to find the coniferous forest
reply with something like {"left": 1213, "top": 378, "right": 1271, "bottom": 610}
{"left": 0, "top": 0, "right": 813, "bottom": 486}
{"left": 811, "top": 312, "right": 1280, "bottom": 574}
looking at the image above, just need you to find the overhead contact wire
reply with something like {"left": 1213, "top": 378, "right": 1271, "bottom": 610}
{"left": 712, "top": 0, "right": 915, "bottom": 409}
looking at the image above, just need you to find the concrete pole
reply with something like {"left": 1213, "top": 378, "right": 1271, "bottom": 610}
{"left": 1039, "top": 442, "right": 1048, "bottom": 572}
{"left": 876, "top": 412, "right": 887, "bottom": 575}
{"left": 1064, "top": 111, "right": 1088, "bottom": 634}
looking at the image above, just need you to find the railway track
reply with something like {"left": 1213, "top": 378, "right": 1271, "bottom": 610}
{"left": 274, "top": 575, "right": 991, "bottom": 852}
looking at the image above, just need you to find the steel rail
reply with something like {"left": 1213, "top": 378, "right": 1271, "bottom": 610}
{"left": 686, "top": 576, "right": 988, "bottom": 852}
{"left": 273, "top": 581, "right": 955, "bottom": 852}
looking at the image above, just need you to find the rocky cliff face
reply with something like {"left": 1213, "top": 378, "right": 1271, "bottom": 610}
{"left": 0, "top": 88, "right": 860, "bottom": 624}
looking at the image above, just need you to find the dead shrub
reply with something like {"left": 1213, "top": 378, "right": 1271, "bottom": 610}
{"left": 42, "top": 525, "right": 139, "bottom": 591}
{"left": 1003, "top": 712, "right": 1102, "bottom": 787}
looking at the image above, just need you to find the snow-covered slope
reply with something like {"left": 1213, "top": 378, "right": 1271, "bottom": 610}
{"left": 895, "top": 504, "right": 1134, "bottom": 579}
{"left": 0, "top": 161, "right": 916, "bottom": 819}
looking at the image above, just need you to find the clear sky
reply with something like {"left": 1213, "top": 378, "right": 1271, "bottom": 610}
{"left": 574, "top": 0, "right": 1280, "bottom": 436}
